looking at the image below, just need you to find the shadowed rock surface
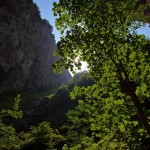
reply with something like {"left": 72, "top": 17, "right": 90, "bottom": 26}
{"left": 0, "top": 0, "right": 71, "bottom": 95}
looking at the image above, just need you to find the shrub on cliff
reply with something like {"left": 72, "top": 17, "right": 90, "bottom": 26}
{"left": 20, "top": 122, "right": 66, "bottom": 150}
{"left": 0, "top": 95, "right": 22, "bottom": 149}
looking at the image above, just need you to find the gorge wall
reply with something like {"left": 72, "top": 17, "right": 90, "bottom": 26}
{"left": 0, "top": 0, "right": 71, "bottom": 94}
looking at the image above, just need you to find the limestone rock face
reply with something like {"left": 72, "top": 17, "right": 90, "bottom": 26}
{"left": 0, "top": 0, "right": 71, "bottom": 94}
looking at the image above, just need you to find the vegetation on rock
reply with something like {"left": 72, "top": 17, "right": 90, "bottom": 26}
{"left": 1, "top": 0, "right": 150, "bottom": 149}
{"left": 0, "top": 71, "right": 94, "bottom": 149}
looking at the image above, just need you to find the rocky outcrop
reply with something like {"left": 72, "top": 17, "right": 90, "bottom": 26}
{"left": 0, "top": 0, "right": 71, "bottom": 94}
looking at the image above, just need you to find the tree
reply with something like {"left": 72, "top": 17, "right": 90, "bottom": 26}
{"left": 53, "top": 0, "right": 150, "bottom": 137}
{"left": 67, "top": 71, "right": 94, "bottom": 90}
{"left": 63, "top": 85, "right": 149, "bottom": 149}
{"left": 0, "top": 95, "right": 22, "bottom": 149}
{"left": 20, "top": 122, "right": 66, "bottom": 150}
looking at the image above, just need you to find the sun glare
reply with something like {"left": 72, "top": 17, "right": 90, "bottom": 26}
{"left": 74, "top": 56, "right": 80, "bottom": 63}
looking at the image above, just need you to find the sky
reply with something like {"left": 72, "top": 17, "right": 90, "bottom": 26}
{"left": 33, "top": 0, "right": 150, "bottom": 41}
{"left": 33, "top": 0, "right": 149, "bottom": 73}
{"left": 33, "top": 0, "right": 60, "bottom": 42}
{"left": 33, "top": 0, "right": 88, "bottom": 73}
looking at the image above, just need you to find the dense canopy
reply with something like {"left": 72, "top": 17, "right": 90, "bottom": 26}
{"left": 53, "top": 0, "right": 150, "bottom": 149}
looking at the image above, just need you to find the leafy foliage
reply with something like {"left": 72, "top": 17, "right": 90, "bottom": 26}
{"left": 0, "top": 94, "right": 22, "bottom": 149}
{"left": 46, "top": 72, "right": 94, "bottom": 127}
{"left": 67, "top": 71, "right": 94, "bottom": 90}
{"left": 20, "top": 122, "right": 66, "bottom": 150}
{"left": 64, "top": 85, "right": 149, "bottom": 149}
{"left": 0, "top": 95, "right": 66, "bottom": 150}
{"left": 53, "top": 0, "right": 150, "bottom": 149}
{"left": 1, "top": 0, "right": 150, "bottom": 149}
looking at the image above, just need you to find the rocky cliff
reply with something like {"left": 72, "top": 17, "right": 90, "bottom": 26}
{"left": 0, "top": 0, "right": 71, "bottom": 94}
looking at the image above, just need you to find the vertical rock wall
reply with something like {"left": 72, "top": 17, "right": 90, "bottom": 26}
{"left": 0, "top": 0, "right": 71, "bottom": 94}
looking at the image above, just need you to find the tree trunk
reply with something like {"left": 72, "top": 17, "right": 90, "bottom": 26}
{"left": 128, "top": 90, "right": 150, "bottom": 135}
{"left": 112, "top": 59, "right": 150, "bottom": 136}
